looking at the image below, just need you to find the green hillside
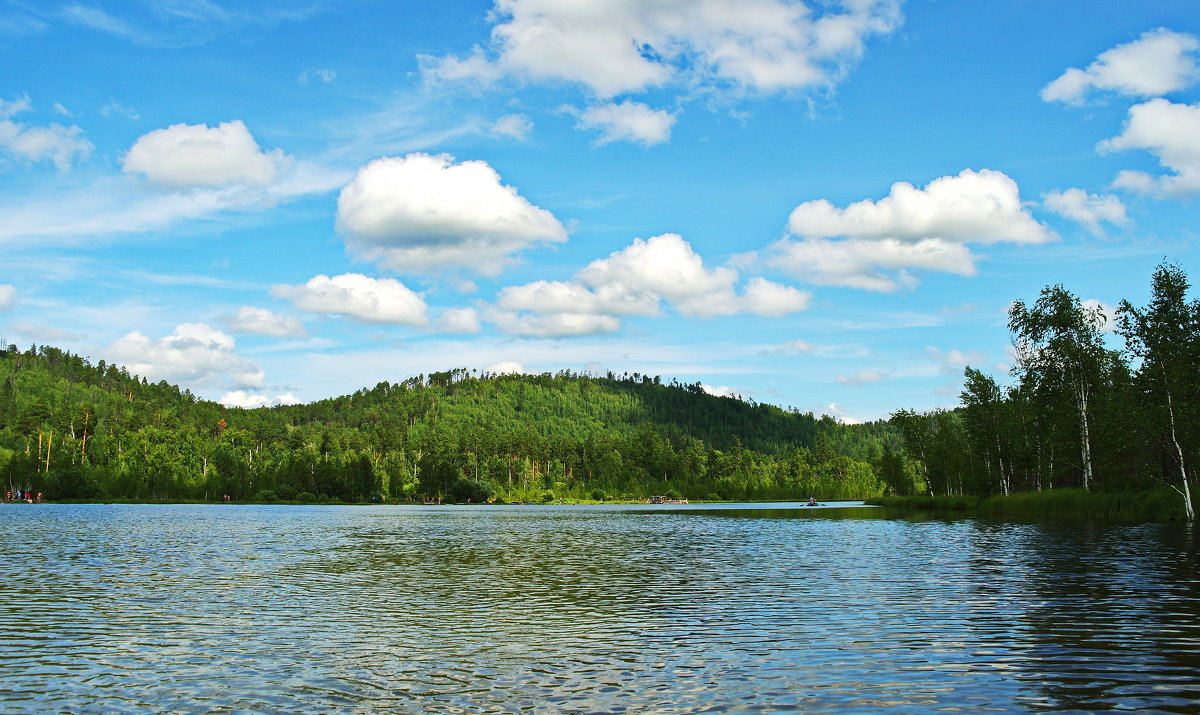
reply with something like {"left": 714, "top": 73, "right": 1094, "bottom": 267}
{"left": 0, "top": 343, "right": 911, "bottom": 503}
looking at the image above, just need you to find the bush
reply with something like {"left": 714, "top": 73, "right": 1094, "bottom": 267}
{"left": 446, "top": 477, "right": 495, "bottom": 504}
{"left": 254, "top": 489, "right": 278, "bottom": 502}
{"left": 295, "top": 491, "right": 318, "bottom": 502}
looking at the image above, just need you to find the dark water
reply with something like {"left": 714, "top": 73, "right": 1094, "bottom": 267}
{"left": 2, "top": 502, "right": 1198, "bottom": 713}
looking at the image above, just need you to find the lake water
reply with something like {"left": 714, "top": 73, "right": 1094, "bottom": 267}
{"left": 2, "top": 502, "right": 1198, "bottom": 713}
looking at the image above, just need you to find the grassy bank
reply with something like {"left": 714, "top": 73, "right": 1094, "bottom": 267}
{"left": 867, "top": 488, "right": 1193, "bottom": 523}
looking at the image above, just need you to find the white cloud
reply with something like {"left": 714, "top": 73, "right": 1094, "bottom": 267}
{"left": 222, "top": 306, "right": 308, "bottom": 337}
{"left": 0, "top": 95, "right": 92, "bottom": 170}
{"left": 1042, "top": 188, "right": 1129, "bottom": 235}
{"left": 105, "top": 323, "right": 265, "bottom": 390}
{"left": 577, "top": 101, "right": 675, "bottom": 146}
{"left": 787, "top": 169, "right": 1052, "bottom": 244}
{"left": 577, "top": 234, "right": 741, "bottom": 317}
{"left": 123, "top": 120, "right": 290, "bottom": 188}
{"left": 770, "top": 237, "right": 973, "bottom": 291}
{"left": 492, "top": 113, "right": 533, "bottom": 140}
{"left": 1082, "top": 299, "right": 1119, "bottom": 332}
{"left": 701, "top": 384, "right": 741, "bottom": 398}
{"left": 62, "top": 4, "right": 139, "bottom": 40}
{"left": 497, "top": 278, "right": 660, "bottom": 317}
{"left": 271, "top": 273, "right": 428, "bottom": 325}
{"left": 740, "top": 276, "right": 812, "bottom": 317}
{"left": 422, "top": 0, "right": 903, "bottom": 99}
{"left": 761, "top": 339, "right": 816, "bottom": 355}
{"left": 823, "top": 402, "right": 861, "bottom": 425}
{"left": 219, "top": 390, "right": 301, "bottom": 409}
{"left": 772, "top": 169, "right": 1053, "bottom": 291}
{"left": 924, "top": 346, "right": 987, "bottom": 374}
{"left": 490, "top": 310, "right": 622, "bottom": 338}
{"left": 1042, "top": 28, "right": 1199, "bottom": 104}
{"left": 336, "top": 153, "right": 568, "bottom": 274}
{"left": 100, "top": 100, "right": 140, "bottom": 120}
{"left": 0, "top": 284, "right": 14, "bottom": 311}
{"left": 1099, "top": 98, "right": 1200, "bottom": 197}
{"left": 436, "top": 307, "right": 483, "bottom": 334}
{"left": 496, "top": 233, "right": 811, "bottom": 336}
{"left": 835, "top": 369, "right": 886, "bottom": 386}
{"left": 298, "top": 68, "right": 337, "bottom": 84}
{"left": 484, "top": 360, "right": 525, "bottom": 376}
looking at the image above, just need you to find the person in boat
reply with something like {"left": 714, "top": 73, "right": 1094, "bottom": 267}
{"left": 807, "top": 496, "right": 818, "bottom": 506}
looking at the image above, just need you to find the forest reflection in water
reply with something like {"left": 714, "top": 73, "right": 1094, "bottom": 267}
{"left": 1, "top": 502, "right": 1197, "bottom": 713}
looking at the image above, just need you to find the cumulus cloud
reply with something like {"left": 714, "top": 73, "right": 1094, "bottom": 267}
{"left": 422, "top": 0, "right": 903, "bottom": 99}
{"left": 221, "top": 306, "right": 308, "bottom": 337}
{"left": 105, "top": 323, "right": 265, "bottom": 390}
{"left": 740, "top": 276, "right": 813, "bottom": 317}
{"left": 1042, "top": 28, "right": 1199, "bottom": 104}
{"left": 577, "top": 101, "right": 675, "bottom": 146}
{"left": 484, "top": 360, "right": 525, "bottom": 376}
{"left": 770, "top": 169, "right": 1053, "bottom": 291}
{"left": 0, "top": 284, "right": 14, "bottom": 311}
{"left": 490, "top": 310, "right": 622, "bottom": 338}
{"left": 336, "top": 153, "right": 568, "bottom": 274}
{"left": 492, "top": 113, "right": 533, "bottom": 140}
{"left": 787, "top": 169, "right": 1051, "bottom": 244}
{"left": 122, "top": 120, "right": 290, "bottom": 188}
{"left": 578, "top": 234, "right": 747, "bottom": 318}
{"left": 0, "top": 95, "right": 92, "bottom": 170}
{"left": 271, "top": 273, "right": 428, "bottom": 325}
{"left": 701, "top": 384, "right": 741, "bottom": 398}
{"left": 495, "top": 234, "right": 810, "bottom": 336}
{"left": 436, "top": 307, "right": 483, "bottom": 334}
{"left": 1099, "top": 98, "right": 1200, "bottom": 197}
{"left": 770, "top": 237, "right": 974, "bottom": 291}
{"left": 1042, "top": 188, "right": 1129, "bottom": 235}
{"left": 1082, "top": 299, "right": 1119, "bottom": 332}
{"left": 219, "top": 389, "right": 301, "bottom": 409}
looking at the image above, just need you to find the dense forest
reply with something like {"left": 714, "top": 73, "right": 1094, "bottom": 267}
{"left": 0, "top": 346, "right": 913, "bottom": 503}
{"left": 892, "top": 262, "right": 1197, "bottom": 521}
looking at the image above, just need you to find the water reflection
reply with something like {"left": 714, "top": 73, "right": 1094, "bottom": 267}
{"left": 1, "top": 503, "right": 1197, "bottom": 713}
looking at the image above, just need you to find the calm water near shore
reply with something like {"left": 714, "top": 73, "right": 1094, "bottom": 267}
{"left": 2, "top": 502, "right": 1198, "bottom": 713}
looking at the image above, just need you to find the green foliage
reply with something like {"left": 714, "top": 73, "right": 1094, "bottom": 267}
{"left": 0, "top": 345, "right": 894, "bottom": 503}
{"left": 890, "top": 263, "right": 1198, "bottom": 521}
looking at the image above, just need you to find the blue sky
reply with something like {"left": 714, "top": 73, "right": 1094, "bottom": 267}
{"left": 1, "top": 0, "right": 1198, "bottom": 422}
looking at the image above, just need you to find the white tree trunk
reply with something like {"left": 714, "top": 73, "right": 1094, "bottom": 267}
{"left": 1076, "top": 381, "right": 1093, "bottom": 491}
{"left": 1166, "top": 392, "right": 1195, "bottom": 521}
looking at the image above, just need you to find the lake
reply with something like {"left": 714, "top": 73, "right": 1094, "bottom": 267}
{"left": 2, "top": 502, "right": 1198, "bottom": 713}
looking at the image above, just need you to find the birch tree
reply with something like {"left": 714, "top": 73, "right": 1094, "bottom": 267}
{"left": 1117, "top": 263, "right": 1196, "bottom": 521}
{"left": 1009, "top": 286, "right": 1113, "bottom": 491}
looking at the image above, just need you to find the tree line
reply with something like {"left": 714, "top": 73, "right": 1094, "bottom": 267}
{"left": 891, "top": 262, "right": 1196, "bottom": 520}
{"left": 0, "top": 347, "right": 907, "bottom": 503}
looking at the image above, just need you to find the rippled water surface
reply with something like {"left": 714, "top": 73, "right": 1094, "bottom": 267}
{"left": 2, "top": 502, "right": 1198, "bottom": 712}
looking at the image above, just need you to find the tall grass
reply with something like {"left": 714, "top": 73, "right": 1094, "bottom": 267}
{"left": 868, "top": 488, "right": 1192, "bottom": 522}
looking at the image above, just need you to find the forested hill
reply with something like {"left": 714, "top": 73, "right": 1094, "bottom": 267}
{"left": 0, "top": 344, "right": 907, "bottom": 503}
